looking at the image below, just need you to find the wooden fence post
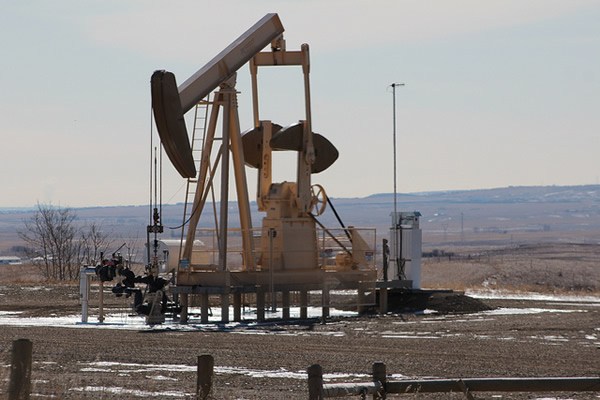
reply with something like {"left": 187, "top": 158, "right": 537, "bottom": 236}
{"left": 308, "top": 364, "right": 324, "bottom": 400}
{"left": 372, "top": 362, "right": 386, "bottom": 399}
{"left": 8, "top": 338, "right": 33, "bottom": 400}
{"left": 197, "top": 354, "right": 214, "bottom": 400}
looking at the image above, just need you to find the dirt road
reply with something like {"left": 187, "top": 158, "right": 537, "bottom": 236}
{"left": 1, "top": 283, "right": 599, "bottom": 399}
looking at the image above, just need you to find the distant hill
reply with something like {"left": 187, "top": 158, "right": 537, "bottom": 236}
{"left": 364, "top": 185, "right": 600, "bottom": 204}
{"left": 1, "top": 185, "right": 599, "bottom": 249}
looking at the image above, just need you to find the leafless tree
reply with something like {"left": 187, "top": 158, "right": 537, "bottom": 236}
{"left": 79, "top": 223, "right": 111, "bottom": 265}
{"left": 19, "top": 204, "right": 113, "bottom": 281}
{"left": 19, "top": 203, "right": 78, "bottom": 280}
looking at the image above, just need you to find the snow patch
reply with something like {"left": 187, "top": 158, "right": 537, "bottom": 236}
{"left": 78, "top": 361, "right": 370, "bottom": 382}
{"left": 483, "top": 308, "right": 585, "bottom": 316}
{"left": 466, "top": 290, "right": 600, "bottom": 304}
{"left": 69, "top": 386, "right": 192, "bottom": 398}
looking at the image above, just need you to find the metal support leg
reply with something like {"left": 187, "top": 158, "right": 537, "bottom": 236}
{"left": 233, "top": 292, "right": 242, "bottom": 322}
{"left": 379, "top": 288, "right": 388, "bottom": 315}
{"left": 256, "top": 286, "right": 265, "bottom": 322}
{"left": 300, "top": 290, "right": 308, "bottom": 319}
{"left": 282, "top": 290, "right": 290, "bottom": 320}
{"left": 180, "top": 293, "right": 189, "bottom": 324}
{"left": 200, "top": 293, "right": 209, "bottom": 324}
{"left": 221, "top": 293, "right": 230, "bottom": 323}
{"left": 357, "top": 283, "right": 365, "bottom": 314}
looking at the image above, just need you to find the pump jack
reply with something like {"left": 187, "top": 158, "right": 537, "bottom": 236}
{"left": 151, "top": 13, "right": 377, "bottom": 323}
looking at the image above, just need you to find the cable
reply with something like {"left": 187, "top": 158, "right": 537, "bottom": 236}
{"left": 326, "top": 196, "right": 352, "bottom": 241}
{"left": 309, "top": 213, "right": 352, "bottom": 257}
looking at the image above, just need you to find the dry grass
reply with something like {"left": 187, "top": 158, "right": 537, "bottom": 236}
{"left": 422, "top": 242, "right": 600, "bottom": 294}
{"left": 3, "top": 243, "right": 598, "bottom": 298}
{"left": 0, "top": 263, "right": 46, "bottom": 283}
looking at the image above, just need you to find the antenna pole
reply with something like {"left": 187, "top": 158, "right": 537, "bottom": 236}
{"left": 391, "top": 82, "right": 404, "bottom": 279}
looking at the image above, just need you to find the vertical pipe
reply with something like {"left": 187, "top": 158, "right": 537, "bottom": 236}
{"left": 392, "top": 84, "right": 398, "bottom": 279}
{"left": 390, "top": 83, "right": 404, "bottom": 279}
{"left": 269, "top": 228, "right": 276, "bottom": 311}
{"left": 98, "top": 280, "right": 105, "bottom": 323}
{"left": 149, "top": 105, "right": 153, "bottom": 232}
{"left": 79, "top": 267, "right": 88, "bottom": 323}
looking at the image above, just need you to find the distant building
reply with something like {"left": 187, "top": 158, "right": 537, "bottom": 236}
{"left": 0, "top": 256, "right": 22, "bottom": 265}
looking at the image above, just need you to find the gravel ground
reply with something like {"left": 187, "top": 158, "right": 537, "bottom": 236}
{"left": 0, "top": 283, "right": 599, "bottom": 399}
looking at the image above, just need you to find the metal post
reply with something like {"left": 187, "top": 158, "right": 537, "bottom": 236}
{"left": 390, "top": 82, "right": 404, "bottom": 279}
{"left": 79, "top": 266, "right": 89, "bottom": 323}
{"left": 269, "top": 228, "right": 276, "bottom": 312}
{"left": 256, "top": 286, "right": 265, "bottom": 322}
{"left": 98, "top": 280, "right": 105, "bottom": 323}
{"left": 282, "top": 290, "right": 290, "bottom": 320}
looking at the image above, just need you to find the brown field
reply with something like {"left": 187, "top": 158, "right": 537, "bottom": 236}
{"left": 0, "top": 242, "right": 599, "bottom": 399}
{"left": 422, "top": 242, "right": 600, "bottom": 292}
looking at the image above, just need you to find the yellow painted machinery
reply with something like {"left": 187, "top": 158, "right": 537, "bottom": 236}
{"left": 151, "top": 13, "right": 377, "bottom": 322}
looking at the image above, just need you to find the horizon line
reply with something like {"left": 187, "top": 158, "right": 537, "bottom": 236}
{"left": 1, "top": 183, "right": 599, "bottom": 211}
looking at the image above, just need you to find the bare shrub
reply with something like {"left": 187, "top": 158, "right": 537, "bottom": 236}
{"left": 18, "top": 203, "right": 112, "bottom": 281}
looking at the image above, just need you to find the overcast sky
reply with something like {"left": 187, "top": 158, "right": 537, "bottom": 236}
{"left": 1, "top": 1, "right": 599, "bottom": 208}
